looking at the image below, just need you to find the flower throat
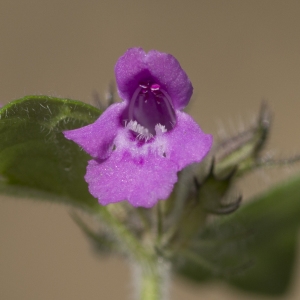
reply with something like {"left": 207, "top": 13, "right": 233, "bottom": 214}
{"left": 124, "top": 82, "right": 176, "bottom": 140}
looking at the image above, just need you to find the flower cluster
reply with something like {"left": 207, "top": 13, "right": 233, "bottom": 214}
{"left": 64, "top": 48, "right": 212, "bottom": 207}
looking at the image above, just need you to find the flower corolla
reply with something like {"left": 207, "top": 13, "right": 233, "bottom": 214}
{"left": 64, "top": 48, "right": 213, "bottom": 207}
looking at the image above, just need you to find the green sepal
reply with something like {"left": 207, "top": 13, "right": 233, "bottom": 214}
{"left": 214, "top": 102, "right": 271, "bottom": 177}
{"left": 0, "top": 95, "right": 101, "bottom": 210}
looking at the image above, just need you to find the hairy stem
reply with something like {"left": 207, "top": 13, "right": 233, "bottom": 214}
{"left": 134, "top": 258, "right": 170, "bottom": 300}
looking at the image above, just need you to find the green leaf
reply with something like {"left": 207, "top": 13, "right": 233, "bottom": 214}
{"left": 229, "top": 227, "right": 297, "bottom": 295}
{"left": 0, "top": 95, "right": 101, "bottom": 209}
{"left": 176, "top": 174, "right": 300, "bottom": 295}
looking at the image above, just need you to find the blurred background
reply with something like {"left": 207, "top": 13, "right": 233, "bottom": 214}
{"left": 1, "top": 1, "right": 300, "bottom": 299}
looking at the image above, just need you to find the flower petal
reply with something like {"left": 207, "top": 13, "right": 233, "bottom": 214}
{"left": 115, "top": 48, "right": 149, "bottom": 103}
{"left": 63, "top": 102, "right": 126, "bottom": 159}
{"left": 146, "top": 50, "right": 193, "bottom": 110}
{"left": 115, "top": 48, "right": 193, "bottom": 110}
{"left": 166, "top": 111, "right": 213, "bottom": 169}
{"left": 85, "top": 150, "right": 178, "bottom": 208}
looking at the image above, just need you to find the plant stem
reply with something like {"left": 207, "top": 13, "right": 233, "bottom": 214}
{"left": 92, "top": 206, "right": 170, "bottom": 300}
{"left": 157, "top": 202, "right": 163, "bottom": 243}
{"left": 138, "top": 258, "right": 170, "bottom": 300}
{"left": 94, "top": 206, "right": 149, "bottom": 260}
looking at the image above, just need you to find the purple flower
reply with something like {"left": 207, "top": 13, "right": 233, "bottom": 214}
{"left": 64, "top": 48, "right": 213, "bottom": 208}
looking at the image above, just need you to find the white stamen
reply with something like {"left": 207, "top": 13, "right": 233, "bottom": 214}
{"left": 126, "top": 120, "right": 154, "bottom": 141}
{"left": 126, "top": 120, "right": 168, "bottom": 141}
{"left": 155, "top": 123, "right": 168, "bottom": 135}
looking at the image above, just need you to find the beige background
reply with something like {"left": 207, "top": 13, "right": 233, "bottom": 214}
{"left": 1, "top": 1, "right": 300, "bottom": 299}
